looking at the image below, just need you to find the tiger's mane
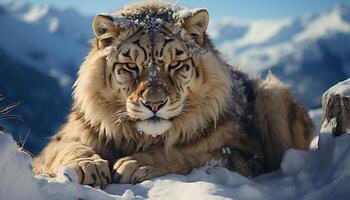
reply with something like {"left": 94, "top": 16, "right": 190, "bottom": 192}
{"left": 72, "top": 1, "right": 242, "bottom": 159}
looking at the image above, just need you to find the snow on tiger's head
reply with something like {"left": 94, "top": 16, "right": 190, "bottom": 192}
{"left": 73, "top": 1, "right": 232, "bottom": 140}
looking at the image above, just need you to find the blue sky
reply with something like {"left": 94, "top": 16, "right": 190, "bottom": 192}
{"left": 8, "top": 0, "right": 350, "bottom": 19}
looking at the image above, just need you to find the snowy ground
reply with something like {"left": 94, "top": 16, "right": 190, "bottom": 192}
{"left": 1, "top": 110, "right": 350, "bottom": 200}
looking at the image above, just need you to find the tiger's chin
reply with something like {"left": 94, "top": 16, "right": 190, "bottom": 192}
{"left": 136, "top": 117, "right": 172, "bottom": 137}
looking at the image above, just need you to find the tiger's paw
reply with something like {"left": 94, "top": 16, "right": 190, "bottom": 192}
{"left": 64, "top": 155, "right": 111, "bottom": 189}
{"left": 112, "top": 156, "right": 165, "bottom": 184}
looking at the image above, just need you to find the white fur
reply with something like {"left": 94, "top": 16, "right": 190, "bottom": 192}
{"left": 156, "top": 100, "right": 183, "bottom": 119}
{"left": 127, "top": 101, "right": 153, "bottom": 120}
{"left": 136, "top": 119, "right": 172, "bottom": 137}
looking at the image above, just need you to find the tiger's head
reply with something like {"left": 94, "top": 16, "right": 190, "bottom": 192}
{"left": 74, "top": 2, "right": 232, "bottom": 139}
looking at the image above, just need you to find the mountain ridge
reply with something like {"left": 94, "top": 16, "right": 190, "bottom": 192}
{"left": 0, "top": 1, "right": 349, "bottom": 151}
{"left": 209, "top": 4, "right": 350, "bottom": 108}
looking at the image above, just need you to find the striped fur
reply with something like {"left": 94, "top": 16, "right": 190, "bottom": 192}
{"left": 33, "top": 1, "right": 314, "bottom": 187}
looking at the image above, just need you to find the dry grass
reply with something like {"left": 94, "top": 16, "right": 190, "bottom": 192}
{"left": 0, "top": 95, "right": 21, "bottom": 121}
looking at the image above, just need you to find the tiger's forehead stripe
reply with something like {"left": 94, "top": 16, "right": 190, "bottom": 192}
{"left": 113, "top": 30, "right": 183, "bottom": 71}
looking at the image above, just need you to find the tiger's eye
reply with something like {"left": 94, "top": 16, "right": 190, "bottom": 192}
{"left": 101, "top": 38, "right": 113, "bottom": 47}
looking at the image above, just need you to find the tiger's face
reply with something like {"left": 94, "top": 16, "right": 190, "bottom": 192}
{"left": 89, "top": 8, "right": 210, "bottom": 136}
{"left": 107, "top": 32, "right": 194, "bottom": 136}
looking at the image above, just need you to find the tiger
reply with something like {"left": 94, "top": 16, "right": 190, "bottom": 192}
{"left": 33, "top": 1, "right": 315, "bottom": 188}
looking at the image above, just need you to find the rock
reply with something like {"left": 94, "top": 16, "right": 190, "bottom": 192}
{"left": 321, "top": 78, "right": 350, "bottom": 136}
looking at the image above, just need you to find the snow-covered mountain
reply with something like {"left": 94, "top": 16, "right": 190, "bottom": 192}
{"left": 0, "top": 1, "right": 349, "bottom": 152}
{"left": 1, "top": 1, "right": 92, "bottom": 88}
{"left": 209, "top": 4, "right": 350, "bottom": 108}
{"left": 0, "top": 49, "right": 70, "bottom": 152}
{"left": 0, "top": 1, "right": 92, "bottom": 152}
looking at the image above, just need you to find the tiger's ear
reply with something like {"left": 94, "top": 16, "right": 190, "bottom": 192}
{"left": 183, "top": 9, "right": 209, "bottom": 44}
{"left": 92, "top": 14, "right": 119, "bottom": 48}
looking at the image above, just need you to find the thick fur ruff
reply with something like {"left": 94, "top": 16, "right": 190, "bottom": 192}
{"left": 33, "top": 1, "right": 314, "bottom": 187}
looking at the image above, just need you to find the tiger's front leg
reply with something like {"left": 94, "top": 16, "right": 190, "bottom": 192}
{"left": 111, "top": 149, "right": 216, "bottom": 184}
{"left": 33, "top": 140, "right": 111, "bottom": 188}
{"left": 111, "top": 146, "right": 264, "bottom": 184}
{"left": 112, "top": 155, "right": 166, "bottom": 184}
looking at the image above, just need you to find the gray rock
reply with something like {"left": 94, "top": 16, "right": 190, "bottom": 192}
{"left": 321, "top": 78, "right": 350, "bottom": 136}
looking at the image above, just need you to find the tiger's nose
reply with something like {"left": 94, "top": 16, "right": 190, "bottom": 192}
{"left": 141, "top": 100, "right": 166, "bottom": 112}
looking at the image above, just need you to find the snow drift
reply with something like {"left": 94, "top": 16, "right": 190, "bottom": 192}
{"left": 1, "top": 122, "right": 350, "bottom": 199}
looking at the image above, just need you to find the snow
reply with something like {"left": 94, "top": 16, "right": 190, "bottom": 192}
{"left": 48, "top": 68, "right": 72, "bottom": 88}
{"left": 295, "top": 5, "right": 350, "bottom": 42}
{"left": 0, "top": 133, "right": 123, "bottom": 200}
{"left": 209, "top": 4, "right": 350, "bottom": 108}
{"left": 324, "top": 78, "right": 350, "bottom": 98}
{"left": 308, "top": 108, "right": 323, "bottom": 150}
{"left": 226, "top": 19, "right": 293, "bottom": 48}
{"left": 209, "top": 4, "right": 350, "bottom": 75}
{"left": 22, "top": 4, "right": 50, "bottom": 23}
{"left": 0, "top": 1, "right": 350, "bottom": 198}
{"left": 309, "top": 108, "right": 323, "bottom": 134}
{"left": 48, "top": 17, "right": 59, "bottom": 33}
{"left": 1, "top": 110, "right": 350, "bottom": 200}
{"left": 0, "top": 1, "right": 92, "bottom": 89}
{"left": 320, "top": 78, "right": 350, "bottom": 134}
{"left": 174, "top": 7, "right": 205, "bottom": 21}
{"left": 1, "top": 0, "right": 349, "bottom": 109}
